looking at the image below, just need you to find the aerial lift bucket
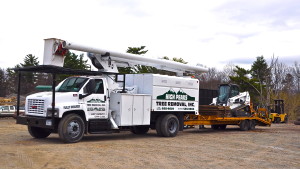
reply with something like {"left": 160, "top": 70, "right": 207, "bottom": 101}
{"left": 43, "top": 38, "right": 68, "bottom": 67}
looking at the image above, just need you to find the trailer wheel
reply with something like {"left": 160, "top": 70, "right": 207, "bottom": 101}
{"left": 58, "top": 114, "right": 85, "bottom": 143}
{"left": 219, "top": 125, "right": 227, "bottom": 130}
{"left": 239, "top": 120, "right": 249, "bottom": 131}
{"left": 160, "top": 114, "right": 179, "bottom": 137}
{"left": 211, "top": 125, "right": 219, "bottom": 130}
{"left": 28, "top": 126, "right": 51, "bottom": 138}
{"left": 249, "top": 120, "right": 256, "bottom": 130}
{"left": 155, "top": 115, "right": 164, "bottom": 136}
{"left": 130, "top": 126, "right": 149, "bottom": 135}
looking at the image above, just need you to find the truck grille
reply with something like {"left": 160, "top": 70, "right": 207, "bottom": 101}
{"left": 27, "top": 99, "right": 45, "bottom": 114}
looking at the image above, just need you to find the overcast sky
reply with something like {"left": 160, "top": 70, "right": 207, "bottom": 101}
{"left": 0, "top": 0, "right": 299, "bottom": 70}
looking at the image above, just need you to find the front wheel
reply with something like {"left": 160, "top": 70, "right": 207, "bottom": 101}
{"left": 28, "top": 126, "right": 51, "bottom": 138}
{"left": 160, "top": 114, "right": 179, "bottom": 137}
{"left": 58, "top": 114, "right": 85, "bottom": 143}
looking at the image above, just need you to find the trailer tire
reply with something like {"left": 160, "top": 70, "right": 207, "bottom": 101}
{"left": 219, "top": 125, "right": 227, "bottom": 130}
{"left": 160, "top": 114, "right": 179, "bottom": 137}
{"left": 58, "top": 114, "right": 85, "bottom": 143}
{"left": 155, "top": 115, "right": 164, "bottom": 136}
{"left": 249, "top": 120, "right": 256, "bottom": 130}
{"left": 131, "top": 126, "right": 149, "bottom": 135}
{"left": 28, "top": 126, "right": 51, "bottom": 138}
{"left": 239, "top": 120, "right": 249, "bottom": 131}
{"left": 211, "top": 125, "right": 219, "bottom": 130}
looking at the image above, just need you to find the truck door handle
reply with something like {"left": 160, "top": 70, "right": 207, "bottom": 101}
{"left": 104, "top": 95, "right": 106, "bottom": 101}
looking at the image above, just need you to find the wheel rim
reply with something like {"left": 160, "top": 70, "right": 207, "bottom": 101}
{"left": 168, "top": 119, "right": 178, "bottom": 133}
{"left": 67, "top": 120, "right": 81, "bottom": 138}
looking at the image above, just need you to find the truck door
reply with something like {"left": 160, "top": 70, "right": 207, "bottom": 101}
{"left": 80, "top": 79, "right": 108, "bottom": 120}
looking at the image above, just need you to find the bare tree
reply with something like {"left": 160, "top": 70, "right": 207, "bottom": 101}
{"left": 293, "top": 62, "right": 300, "bottom": 92}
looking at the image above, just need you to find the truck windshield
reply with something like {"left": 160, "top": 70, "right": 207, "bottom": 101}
{"left": 218, "top": 85, "right": 230, "bottom": 103}
{"left": 56, "top": 77, "right": 88, "bottom": 92}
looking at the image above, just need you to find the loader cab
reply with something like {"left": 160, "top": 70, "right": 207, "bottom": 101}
{"left": 274, "top": 99, "right": 284, "bottom": 114}
{"left": 217, "top": 84, "right": 240, "bottom": 105}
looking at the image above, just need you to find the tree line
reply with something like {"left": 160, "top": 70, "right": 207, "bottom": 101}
{"left": 196, "top": 56, "right": 300, "bottom": 119}
{"left": 0, "top": 46, "right": 299, "bottom": 119}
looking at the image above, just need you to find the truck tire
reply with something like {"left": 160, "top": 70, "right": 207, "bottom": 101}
{"left": 219, "top": 125, "right": 227, "bottom": 130}
{"left": 160, "top": 114, "right": 179, "bottom": 137}
{"left": 131, "top": 126, "right": 149, "bottom": 135}
{"left": 28, "top": 126, "right": 51, "bottom": 138}
{"left": 239, "top": 120, "right": 249, "bottom": 131}
{"left": 249, "top": 120, "right": 256, "bottom": 130}
{"left": 155, "top": 115, "right": 164, "bottom": 136}
{"left": 58, "top": 114, "right": 85, "bottom": 143}
{"left": 211, "top": 125, "right": 219, "bottom": 130}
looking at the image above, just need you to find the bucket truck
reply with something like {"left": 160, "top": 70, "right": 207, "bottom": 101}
{"left": 15, "top": 38, "right": 207, "bottom": 143}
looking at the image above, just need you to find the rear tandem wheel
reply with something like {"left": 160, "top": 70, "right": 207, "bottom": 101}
{"left": 159, "top": 114, "right": 179, "bottom": 137}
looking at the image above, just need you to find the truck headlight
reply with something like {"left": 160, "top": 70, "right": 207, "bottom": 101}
{"left": 46, "top": 108, "right": 59, "bottom": 117}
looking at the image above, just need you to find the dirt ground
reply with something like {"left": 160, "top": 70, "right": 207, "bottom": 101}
{"left": 0, "top": 117, "right": 299, "bottom": 169}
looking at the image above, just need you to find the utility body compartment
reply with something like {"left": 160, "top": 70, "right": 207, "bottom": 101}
{"left": 125, "top": 74, "right": 199, "bottom": 115}
{"left": 110, "top": 93, "right": 151, "bottom": 126}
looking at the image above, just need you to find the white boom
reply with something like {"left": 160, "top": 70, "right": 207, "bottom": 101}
{"left": 43, "top": 38, "right": 208, "bottom": 75}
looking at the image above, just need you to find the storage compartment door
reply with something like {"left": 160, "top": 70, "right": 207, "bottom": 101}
{"left": 132, "top": 95, "right": 144, "bottom": 125}
{"left": 120, "top": 95, "right": 133, "bottom": 126}
{"left": 143, "top": 96, "right": 151, "bottom": 125}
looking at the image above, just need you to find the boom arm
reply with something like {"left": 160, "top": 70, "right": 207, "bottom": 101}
{"left": 43, "top": 38, "right": 208, "bottom": 75}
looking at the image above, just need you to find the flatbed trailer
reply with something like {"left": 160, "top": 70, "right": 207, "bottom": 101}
{"left": 184, "top": 105, "right": 271, "bottom": 131}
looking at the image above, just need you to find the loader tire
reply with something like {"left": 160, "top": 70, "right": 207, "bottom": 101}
{"left": 160, "top": 114, "right": 179, "bottom": 137}
{"left": 239, "top": 120, "right": 249, "bottom": 131}
{"left": 155, "top": 115, "right": 164, "bottom": 136}
{"left": 275, "top": 117, "right": 281, "bottom": 123}
{"left": 28, "top": 126, "right": 51, "bottom": 138}
{"left": 131, "top": 126, "right": 149, "bottom": 135}
{"left": 58, "top": 114, "right": 85, "bottom": 143}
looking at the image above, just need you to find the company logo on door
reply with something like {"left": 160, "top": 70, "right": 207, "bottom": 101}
{"left": 157, "top": 88, "right": 195, "bottom": 101}
{"left": 87, "top": 98, "right": 105, "bottom": 103}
